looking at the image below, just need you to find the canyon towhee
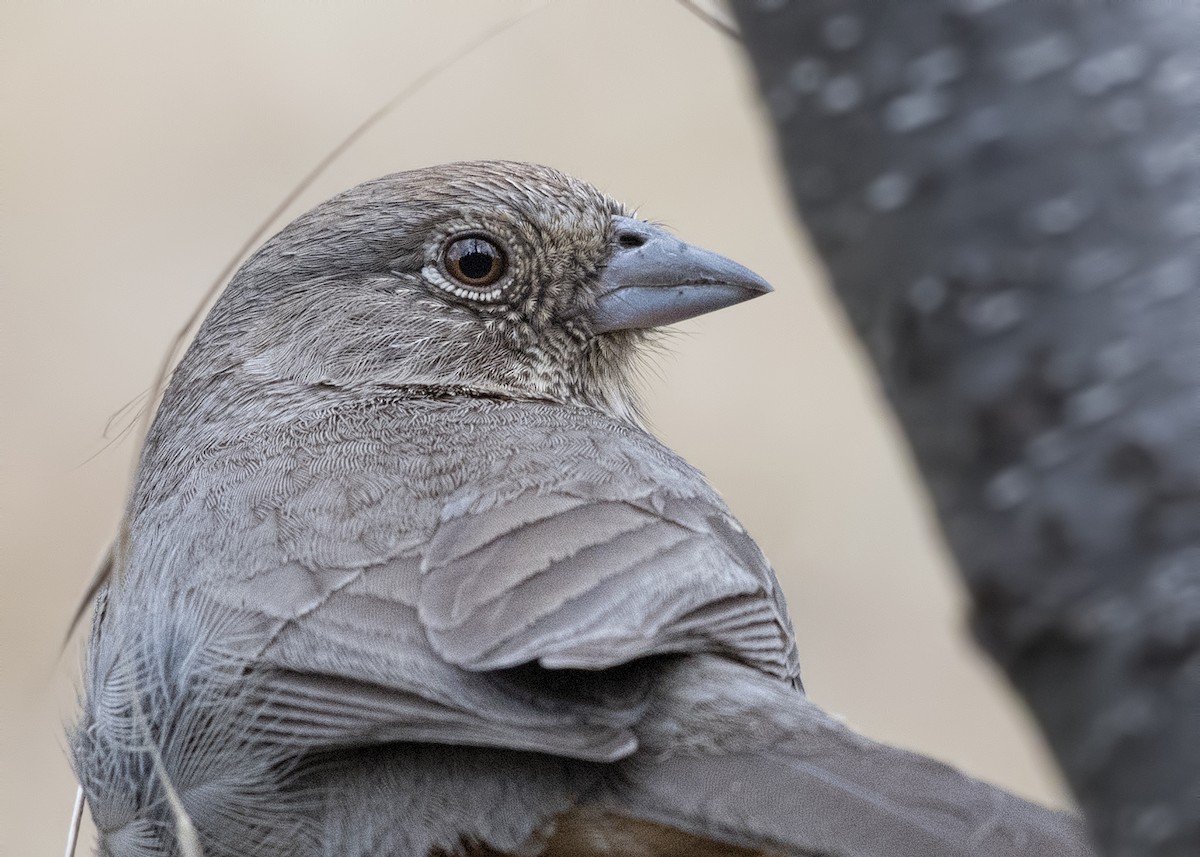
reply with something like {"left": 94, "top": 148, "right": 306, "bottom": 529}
{"left": 71, "top": 161, "right": 1092, "bottom": 856}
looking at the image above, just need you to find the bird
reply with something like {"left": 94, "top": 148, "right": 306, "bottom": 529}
{"left": 70, "top": 160, "right": 1094, "bottom": 857}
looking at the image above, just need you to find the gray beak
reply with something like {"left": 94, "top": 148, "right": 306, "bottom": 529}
{"left": 589, "top": 216, "right": 773, "bottom": 333}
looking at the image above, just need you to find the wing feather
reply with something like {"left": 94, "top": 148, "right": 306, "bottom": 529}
{"left": 419, "top": 489, "right": 798, "bottom": 683}
{"left": 127, "top": 398, "right": 801, "bottom": 764}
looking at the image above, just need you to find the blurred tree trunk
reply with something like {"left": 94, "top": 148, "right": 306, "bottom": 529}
{"left": 729, "top": 2, "right": 1200, "bottom": 855}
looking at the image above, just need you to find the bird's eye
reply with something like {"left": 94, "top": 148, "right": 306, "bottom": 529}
{"left": 443, "top": 236, "right": 506, "bottom": 288}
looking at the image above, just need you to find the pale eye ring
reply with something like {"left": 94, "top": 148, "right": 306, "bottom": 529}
{"left": 442, "top": 235, "right": 506, "bottom": 288}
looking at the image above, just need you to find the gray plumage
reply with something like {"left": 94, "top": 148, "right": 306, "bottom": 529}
{"left": 72, "top": 161, "right": 1094, "bottom": 856}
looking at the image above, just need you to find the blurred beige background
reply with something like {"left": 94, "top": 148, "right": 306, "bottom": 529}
{"left": 2, "top": 2, "right": 1069, "bottom": 853}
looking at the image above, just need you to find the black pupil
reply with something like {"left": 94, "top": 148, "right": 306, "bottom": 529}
{"left": 459, "top": 249, "right": 494, "bottom": 280}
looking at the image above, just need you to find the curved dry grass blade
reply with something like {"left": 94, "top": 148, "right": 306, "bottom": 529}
{"left": 66, "top": 11, "right": 550, "bottom": 857}
{"left": 150, "top": 741, "right": 204, "bottom": 857}
{"left": 73, "top": 388, "right": 152, "bottom": 470}
{"left": 63, "top": 543, "right": 113, "bottom": 651}
{"left": 96, "top": 6, "right": 543, "bottom": 597}
{"left": 103, "top": 387, "right": 152, "bottom": 440}
{"left": 63, "top": 785, "right": 84, "bottom": 857}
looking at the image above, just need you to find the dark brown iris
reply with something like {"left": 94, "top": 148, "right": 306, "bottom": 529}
{"left": 443, "top": 236, "right": 505, "bottom": 287}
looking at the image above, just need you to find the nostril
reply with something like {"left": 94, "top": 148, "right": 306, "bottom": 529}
{"left": 617, "top": 231, "right": 647, "bottom": 249}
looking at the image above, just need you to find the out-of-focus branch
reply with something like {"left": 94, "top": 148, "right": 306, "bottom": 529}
{"left": 730, "top": 2, "right": 1200, "bottom": 855}
{"left": 675, "top": 0, "right": 741, "bottom": 41}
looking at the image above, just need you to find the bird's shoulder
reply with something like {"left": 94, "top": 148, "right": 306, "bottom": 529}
{"left": 128, "top": 393, "right": 719, "bottom": 575}
{"left": 113, "top": 393, "right": 798, "bottom": 763}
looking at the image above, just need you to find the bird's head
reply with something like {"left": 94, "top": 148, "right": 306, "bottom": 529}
{"left": 173, "top": 161, "right": 771, "bottom": 426}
